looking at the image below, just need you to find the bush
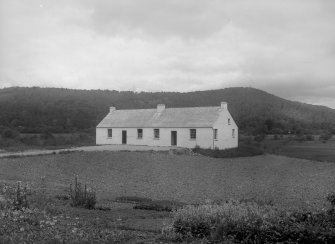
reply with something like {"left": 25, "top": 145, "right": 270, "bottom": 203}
{"left": 1, "top": 182, "right": 29, "bottom": 210}
{"left": 327, "top": 193, "right": 335, "bottom": 207}
{"left": 294, "top": 134, "right": 305, "bottom": 142}
{"left": 305, "top": 134, "right": 315, "bottom": 141}
{"left": 254, "top": 134, "right": 265, "bottom": 142}
{"left": 170, "top": 199, "right": 335, "bottom": 243}
{"left": 192, "top": 145, "right": 263, "bottom": 158}
{"left": 69, "top": 176, "right": 96, "bottom": 209}
{"left": 1, "top": 128, "right": 19, "bottom": 139}
{"left": 319, "top": 132, "right": 332, "bottom": 142}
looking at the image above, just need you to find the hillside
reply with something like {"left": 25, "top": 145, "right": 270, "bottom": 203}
{"left": 0, "top": 86, "right": 334, "bottom": 135}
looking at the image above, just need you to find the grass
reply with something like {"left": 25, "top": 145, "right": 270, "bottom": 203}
{"left": 1, "top": 151, "right": 335, "bottom": 210}
{"left": 168, "top": 200, "right": 335, "bottom": 243}
{"left": 134, "top": 200, "right": 186, "bottom": 212}
{"left": 1, "top": 150, "right": 335, "bottom": 242}
{"left": 255, "top": 137, "right": 335, "bottom": 162}
{"left": 0, "top": 181, "right": 172, "bottom": 243}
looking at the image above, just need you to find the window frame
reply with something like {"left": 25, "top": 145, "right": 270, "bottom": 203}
{"left": 154, "top": 128, "right": 160, "bottom": 139}
{"left": 214, "top": 129, "right": 218, "bottom": 140}
{"left": 137, "top": 128, "right": 143, "bottom": 139}
{"left": 228, "top": 118, "right": 231, "bottom": 125}
{"left": 190, "top": 129, "right": 196, "bottom": 140}
{"left": 107, "top": 129, "right": 113, "bottom": 138}
{"left": 232, "top": 129, "right": 235, "bottom": 138}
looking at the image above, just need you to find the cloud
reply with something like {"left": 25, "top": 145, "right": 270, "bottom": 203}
{"left": 80, "top": 0, "right": 230, "bottom": 39}
{"left": 0, "top": 0, "right": 334, "bottom": 108}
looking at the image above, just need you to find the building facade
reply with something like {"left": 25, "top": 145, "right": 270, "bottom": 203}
{"left": 96, "top": 102, "right": 238, "bottom": 149}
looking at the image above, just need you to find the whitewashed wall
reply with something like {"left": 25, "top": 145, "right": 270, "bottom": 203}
{"left": 213, "top": 109, "right": 238, "bottom": 149}
{"left": 96, "top": 127, "right": 215, "bottom": 149}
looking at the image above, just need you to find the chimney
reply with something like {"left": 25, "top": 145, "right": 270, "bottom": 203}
{"left": 220, "top": 102, "right": 228, "bottom": 110}
{"left": 157, "top": 104, "right": 165, "bottom": 113}
{"left": 109, "top": 107, "right": 116, "bottom": 113}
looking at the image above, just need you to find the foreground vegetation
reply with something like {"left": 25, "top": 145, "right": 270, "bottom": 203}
{"left": 193, "top": 144, "right": 264, "bottom": 158}
{"left": 1, "top": 179, "right": 335, "bottom": 243}
{"left": 0, "top": 182, "right": 168, "bottom": 243}
{"left": 1, "top": 150, "right": 335, "bottom": 242}
{"left": 165, "top": 198, "right": 335, "bottom": 243}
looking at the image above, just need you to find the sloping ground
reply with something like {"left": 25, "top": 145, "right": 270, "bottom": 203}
{"left": 0, "top": 152, "right": 334, "bottom": 209}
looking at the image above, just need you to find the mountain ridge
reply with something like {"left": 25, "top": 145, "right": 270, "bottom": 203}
{"left": 0, "top": 86, "right": 334, "bottom": 134}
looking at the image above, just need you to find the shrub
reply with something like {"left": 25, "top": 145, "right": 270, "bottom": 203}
{"left": 319, "top": 132, "right": 332, "bottom": 142}
{"left": 254, "top": 134, "right": 265, "bottom": 142}
{"left": 0, "top": 182, "right": 29, "bottom": 210}
{"left": 170, "top": 199, "right": 335, "bottom": 243}
{"left": 327, "top": 193, "right": 335, "bottom": 207}
{"left": 1, "top": 128, "right": 19, "bottom": 139}
{"left": 294, "top": 134, "right": 305, "bottom": 142}
{"left": 69, "top": 176, "right": 96, "bottom": 209}
{"left": 305, "top": 134, "right": 315, "bottom": 141}
{"left": 192, "top": 145, "right": 263, "bottom": 158}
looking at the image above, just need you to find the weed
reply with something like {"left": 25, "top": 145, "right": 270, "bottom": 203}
{"left": 69, "top": 175, "right": 96, "bottom": 209}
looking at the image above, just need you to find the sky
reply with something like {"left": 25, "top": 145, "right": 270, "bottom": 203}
{"left": 1, "top": 0, "right": 335, "bottom": 108}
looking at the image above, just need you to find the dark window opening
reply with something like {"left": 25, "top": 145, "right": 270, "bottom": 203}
{"left": 214, "top": 129, "right": 218, "bottom": 140}
{"left": 190, "top": 129, "right": 196, "bottom": 139}
{"left": 137, "top": 129, "right": 143, "bottom": 139}
{"left": 108, "top": 129, "right": 112, "bottom": 138}
{"left": 154, "top": 129, "right": 160, "bottom": 139}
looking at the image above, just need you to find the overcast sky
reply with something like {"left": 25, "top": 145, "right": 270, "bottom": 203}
{"left": 1, "top": 0, "right": 335, "bottom": 108}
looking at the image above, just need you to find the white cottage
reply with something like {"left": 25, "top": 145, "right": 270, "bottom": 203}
{"left": 96, "top": 102, "right": 238, "bottom": 149}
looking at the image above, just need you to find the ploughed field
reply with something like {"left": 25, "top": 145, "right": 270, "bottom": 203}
{"left": 1, "top": 151, "right": 335, "bottom": 209}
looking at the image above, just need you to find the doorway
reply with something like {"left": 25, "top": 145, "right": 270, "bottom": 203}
{"left": 122, "top": 130, "right": 127, "bottom": 144}
{"left": 171, "top": 131, "right": 177, "bottom": 146}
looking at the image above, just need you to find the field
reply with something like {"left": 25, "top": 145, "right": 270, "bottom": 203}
{"left": 240, "top": 136, "right": 335, "bottom": 163}
{"left": 1, "top": 151, "right": 334, "bottom": 209}
{"left": 1, "top": 151, "right": 335, "bottom": 242}
{"left": 270, "top": 139, "right": 335, "bottom": 162}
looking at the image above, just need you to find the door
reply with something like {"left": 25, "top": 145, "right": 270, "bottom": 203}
{"left": 122, "top": 130, "right": 127, "bottom": 144}
{"left": 171, "top": 131, "right": 177, "bottom": 146}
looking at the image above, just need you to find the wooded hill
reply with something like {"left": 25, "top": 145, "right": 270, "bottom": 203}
{"left": 0, "top": 87, "right": 334, "bottom": 135}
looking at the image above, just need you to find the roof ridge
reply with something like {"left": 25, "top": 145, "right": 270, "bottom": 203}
{"left": 115, "top": 106, "right": 220, "bottom": 111}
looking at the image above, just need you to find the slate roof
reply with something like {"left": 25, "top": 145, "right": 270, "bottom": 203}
{"left": 97, "top": 106, "right": 222, "bottom": 128}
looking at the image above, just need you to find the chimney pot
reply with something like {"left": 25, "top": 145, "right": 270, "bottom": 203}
{"left": 157, "top": 104, "right": 165, "bottom": 113}
{"left": 220, "top": 102, "right": 228, "bottom": 110}
{"left": 109, "top": 107, "right": 116, "bottom": 113}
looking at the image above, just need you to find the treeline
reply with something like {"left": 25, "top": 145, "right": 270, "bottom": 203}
{"left": 0, "top": 86, "right": 335, "bottom": 136}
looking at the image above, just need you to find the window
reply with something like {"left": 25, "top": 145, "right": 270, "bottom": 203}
{"left": 232, "top": 129, "right": 235, "bottom": 138}
{"left": 107, "top": 129, "right": 112, "bottom": 138}
{"left": 137, "top": 129, "right": 143, "bottom": 139}
{"left": 228, "top": 118, "right": 231, "bottom": 125}
{"left": 214, "top": 129, "right": 218, "bottom": 140}
{"left": 190, "top": 129, "right": 196, "bottom": 139}
{"left": 154, "top": 129, "right": 160, "bottom": 139}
